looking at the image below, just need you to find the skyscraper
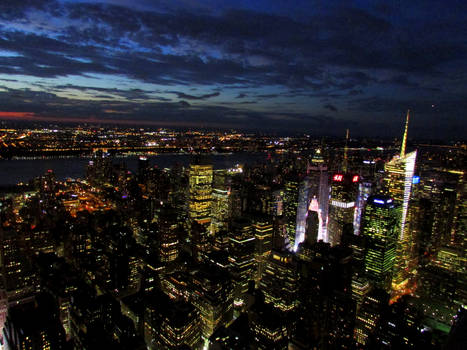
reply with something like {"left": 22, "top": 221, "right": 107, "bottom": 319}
{"left": 210, "top": 169, "right": 232, "bottom": 235}
{"left": 260, "top": 250, "right": 298, "bottom": 312}
{"left": 283, "top": 177, "right": 299, "bottom": 250}
{"left": 361, "top": 196, "right": 400, "bottom": 291}
{"left": 188, "top": 161, "right": 213, "bottom": 226}
{"left": 307, "top": 148, "right": 329, "bottom": 242}
{"left": 293, "top": 177, "right": 312, "bottom": 251}
{"left": 382, "top": 110, "right": 417, "bottom": 297}
{"left": 228, "top": 219, "right": 256, "bottom": 303}
{"left": 253, "top": 217, "right": 273, "bottom": 285}
{"left": 327, "top": 173, "right": 360, "bottom": 246}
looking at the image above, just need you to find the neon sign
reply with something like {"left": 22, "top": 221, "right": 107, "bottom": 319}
{"left": 333, "top": 174, "right": 343, "bottom": 182}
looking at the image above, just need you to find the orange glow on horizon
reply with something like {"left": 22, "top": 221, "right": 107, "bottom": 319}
{"left": 0, "top": 111, "right": 36, "bottom": 118}
{"left": 0, "top": 111, "right": 242, "bottom": 128}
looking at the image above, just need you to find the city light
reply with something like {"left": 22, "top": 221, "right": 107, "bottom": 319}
{"left": 0, "top": 1, "right": 464, "bottom": 348}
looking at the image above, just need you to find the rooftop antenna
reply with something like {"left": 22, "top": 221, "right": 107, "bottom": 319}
{"left": 400, "top": 109, "right": 410, "bottom": 158}
{"left": 343, "top": 129, "right": 349, "bottom": 172}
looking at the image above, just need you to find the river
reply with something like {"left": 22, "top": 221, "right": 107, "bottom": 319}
{"left": 0, "top": 153, "right": 269, "bottom": 186}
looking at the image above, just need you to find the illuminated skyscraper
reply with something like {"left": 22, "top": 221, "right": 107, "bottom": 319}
{"left": 307, "top": 148, "right": 329, "bottom": 242}
{"left": 361, "top": 196, "right": 400, "bottom": 291}
{"left": 188, "top": 162, "right": 213, "bottom": 226}
{"left": 293, "top": 177, "right": 312, "bottom": 251}
{"left": 253, "top": 217, "right": 273, "bottom": 285}
{"left": 210, "top": 188, "right": 230, "bottom": 235}
{"left": 144, "top": 290, "right": 201, "bottom": 349}
{"left": 288, "top": 153, "right": 329, "bottom": 251}
{"left": 210, "top": 170, "right": 232, "bottom": 235}
{"left": 284, "top": 177, "right": 299, "bottom": 250}
{"left": 156, "top": 207, "right": 180, "bottom": 263}
{"left": 190, "top": 264, "right": 233, "bottom": 340}
{"left": 353, "top": 180, "right": 373, "bottom": 236}
{"left": 382, "top": 110, "right": 417, "bottom": 296}
{"left": 260, "top": 250, "right": 298, "bottom": 312}
{"left": 354, "top": 289, "right": 389, "bottom": 346}
{"left": 327, "top": 173, "right": 360, "bottom": 246}
{"left": 228, "top": 219, "right": 256, "bottom": 303}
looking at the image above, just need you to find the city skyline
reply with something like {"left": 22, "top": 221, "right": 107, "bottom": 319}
{"left": 0, "top": 119, "right": 465, "bottom": 348}
{"left": 0, "top": 1, "right": 466, "bottom": 139}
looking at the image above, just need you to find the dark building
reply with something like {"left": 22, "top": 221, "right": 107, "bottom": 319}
{"left": 144, "top": 291, "right": 201, "bottom": 349}
{"left": 3, "top": 294, "right": 67, "bottom": 350}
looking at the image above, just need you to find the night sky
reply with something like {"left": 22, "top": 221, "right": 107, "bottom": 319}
{"left": 0, "top": 0, "right": 466, "bottom": 139}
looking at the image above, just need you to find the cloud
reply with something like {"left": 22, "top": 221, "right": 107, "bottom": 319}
{"left": 167, "top": 91, "right": 220, "bottom": 100}
{"left": 324, "top": 104, "right": 338, "bottom": 112}
{"left": 257, "top": 94, "right": 280, "bottom": 99}
{"left": 4, "top": 0, "right": 461, "bottom": 90}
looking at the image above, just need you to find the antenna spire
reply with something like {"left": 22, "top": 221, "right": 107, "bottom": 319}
{"left": 400, "top": 109, "right": 410, "bottom": 158}
{"left": 343, "top": 129, "right": 349, "bottom": 172}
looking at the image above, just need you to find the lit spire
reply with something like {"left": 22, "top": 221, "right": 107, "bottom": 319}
{"left": 343, "top": 129, "right": 349, "bottom": 172}
{"left": 400, "top": 109, "right": 410, "bottom": 158}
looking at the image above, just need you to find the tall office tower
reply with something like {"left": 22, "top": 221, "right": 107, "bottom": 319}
{"left": 228, "top": 219, "right": 256, "bottom": 304}
{"left": 307, "top": 148, "right": 329, "bottom": 242}
{"left": 449, "top": 169, "right": 466, "bottom": 249}
{"left": 294, "top": 242, "right": 355, "bottom": 348}
{"left": 168, "top": 163, "right": 188, "bottom": 222}
{"left": 250, "top": 300, "right": 289, "bottom": 350}
{"left": 353, "top": 180, "right": 373, "bottom": 236}
{"left": 253, "top": 217, "right": 273, "bottom": 285}
{"left": 327, "top": 173, "right": 360, "bottom": 246}
{"left": 245, "top": 183, "right": 273, "bottom": 216}
{"left": 137, "top": 156, "right": 150, "bottom": 182}
{"left": 293, "top": 177, "right": 312, "bottom": 251}
{"left": 210, "top": 188, "right": 230, "bottom": 234}
{"left": 415, "top": 171, "right": 457, "bottom": 263}
{"left": 190, "top": 264, "right": 233, "bottom": 340}
{"left": 304, "top": 210, "right": 319, "bottom": 244}
{"left": 68, "top": 213, "right": 93, "bottom": 271}
{"left": 86, "top": 151, "right": 114, "bottom": 187}
{"left": 187, "top": 161, "right": 213, "bottom": 259}
{"left": 361, "top": 196, "right": 400, "bottom": 291}
{"left": 0, "top": 228, "right": 37, "bottom": 303}
{"left": 3, "top": 295, "right": 67, "bottom": 350}
{"left": 188, "top": 161, "right": 213, "bottom": 227}
{"left": 351, "top": 277, "right": 372, "bottom": 312}
{"left": 296, "top": 211, "right": 321, "bottom": 262}
{"left": 414, "top": 260, "right": 458, "bottom": 330}
{"left": 283, "top": 177, "right": 300, "bottom": 250}
{"left": 271, "top": 189, "right": 284, "bottom": 216}
{"left": 144, "top": 291, "right": 201, "bottom": 349}
{"left": 210, "top": 170, "right": 232, "bottom": 235}
{"left": 100, "top": 226, "right": 141, "bottom": 293}
{"left": 35, "top": 254, "right": 79, "bottom": 339}
{"left": 156, "top": 206, "right": 180, "bottom": 263}
{"left": 354, "top": 288, "right": 389, "bottom": 346}
{"left": 382, "top": 110, "right": 417, "bottom": 296}
{"left": 260, "top": 250, "right": 298, "bottom": 312}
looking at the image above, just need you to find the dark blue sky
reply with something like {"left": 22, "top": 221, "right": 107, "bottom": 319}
{"left": 0, "top": 0, "right": 466, "bottom": 138}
